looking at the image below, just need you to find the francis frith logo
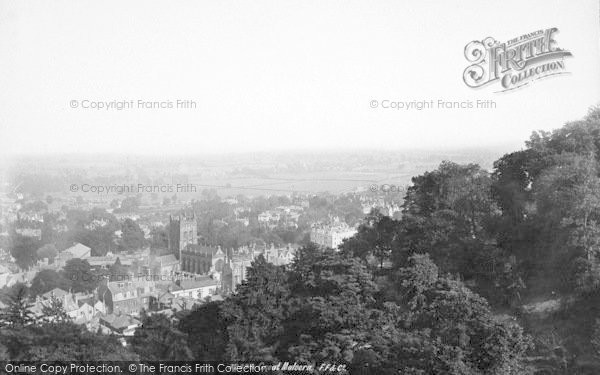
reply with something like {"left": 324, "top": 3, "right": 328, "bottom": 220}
{"left": 463, "top": 28, "right": 572, "bottom": 92}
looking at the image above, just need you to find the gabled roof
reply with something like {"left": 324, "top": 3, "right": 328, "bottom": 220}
{"left": 42, "top": 288, "right": 69, "bottom": 300}
{"left": 158, "top": 291, "right": 175, "bottom": 303}
{"left": 64, "top": 243, "right": 91, "bottom": 258}
{"left": 78, "top": 298, "right": 94, "bottom": 308}
{"left": 106, "top": 281, "right": 138, "bottom": 295}
{"left": 100, "top": 314, "right": 140, "bottom": 330}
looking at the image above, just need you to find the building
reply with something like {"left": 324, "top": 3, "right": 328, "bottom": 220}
{"left": 133, "top": 253, "right": 180, "bottom": 278}
{"left": 177, "top": 277, "right": 218, "bottom": 299}
{"left": 99, "top": 314, "right": 140, "bottom": 336}
{"left": 180, "top": 244, "right": 226, "bottom": 275}
{"left": 56, "top": 243, "right": 92, "bottom": 268}
{"left": 97, "top": 279, "right": 156, "bottom": 315}
{"left": 145, "top": 254, "right": 180, "bottom": 276}
{"left": 62, "top": 243, "right": 92, "bottom": 259}
{"left": 221, "top": 248, "right": 256, "bottom": 294}
{"left": 310, "top": 220, "right": 358, "bottom": 249}
{"left": 258, "top": 211, "right": 281, "bottom": 229}
{"left": 157, "top": 276, "right": 219, "bottom": 304}
{"left": 262, "top": 243, "right": 298, "bottom": 266}
{"left": 14, "top": 228, "right": 42, "bottom": 240}
{"left": 168, "top": 213, "right": 198, "bottom": 258}
{"left": 87, "top": 254, "right": 134, "bottom": 269}
{"left": 31, "top": 288, "right": 100, "bottom": 326}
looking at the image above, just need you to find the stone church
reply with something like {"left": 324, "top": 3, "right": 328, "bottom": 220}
{"left": 169, "top": 212, "right": 258, "bottom": 294}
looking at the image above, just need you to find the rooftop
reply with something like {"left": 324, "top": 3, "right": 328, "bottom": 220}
{"left": 63, "top": 243, "right": 91, "bottom": 258}
{"left": 42, "top": 287, "right": 70, "bottom": 300}
{"left": 100, "top": 314, "right": 140, "bottom": 330}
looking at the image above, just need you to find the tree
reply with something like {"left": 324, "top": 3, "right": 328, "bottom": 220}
{"left": 373, "top": 254, "right": 532, "bottom": 375}
{"left": 119, "top": 218, "right": 145, "bottom": 251}
{"left": 61, "top": 259, "right": 97, "bottom": 293}
{"left": 9, "top": 234, "right": 40, "bottom": 270}
{"left": 118, "top": 196, "right": 140, "bottom": 212}
{"left": 130, "top": 313, "right": 192, "bottom": 360}
{"left": 36, "top": 244, "right": 58, "bottom": 262}
{"left": 341, "top": 210, "right": 398, "bottom": 271}
{"left": 279, "top": 248, "right": 379, "bottom": 364}
{"left": 394, "top": 162, "right": 499, "bottom": 275}
{"left": 0, "top": 321, "right": 139, "bottom": 360}
{"left": 221, "top": 256, "right": 291, "bottom": 361}
{"left": 530, "top": 154, "right": 600, "bottom": 291}
{"left": 30, "top": 270, "right": 70, "bottom": 297}
{"left": 67, "top": 208, "right": 120, "bottom": 256}
{"left": 179, "top": 302, "right": 229, "bottom": 361}
{"left": 150, "top": 227, "right": 168, "bottom": 250}
{"left": 0, "top": 284, "right": 34, "bottom": 327}
{"left": 41, "top": 295, "right": 70, "bottom": 323}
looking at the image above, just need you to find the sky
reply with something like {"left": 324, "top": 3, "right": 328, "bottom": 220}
{"left": 0, "top": 0, "right": 599, "bottom": 156}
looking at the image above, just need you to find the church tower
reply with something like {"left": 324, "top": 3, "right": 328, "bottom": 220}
{"left": 168, "top": 212, "right": 198, "bottom": 259}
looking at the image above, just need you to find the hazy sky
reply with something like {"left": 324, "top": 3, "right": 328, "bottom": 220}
{"left": 1, "top": 0, "right": 599, "bottom": 156}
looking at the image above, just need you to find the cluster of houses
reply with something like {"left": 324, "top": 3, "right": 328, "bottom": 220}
{"left": 1, "top": 197, "right": 70, "bottom": 243}
{"left": 31, "top": 287, "right": 105, "bottom": 328}
{"left": 257, "top": 205, "right": 304, "bottom": 230}
{"left": 360, "top": 196, "right": 402, "bottom": 218}
{"left": 1, "top": 211, "right": 300, "bottom": 339}
{"left": 23, "top": 264, "right": 222, "bottom": 337}
{"left": 0, "top": 193, "right": 310, "bottom": 340}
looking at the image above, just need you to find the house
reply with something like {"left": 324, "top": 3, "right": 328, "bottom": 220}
{"left": 93, "top": 300, "right": 107, "bottom": 314}
{"left": 31, "top": 289, "right": 99, "bottom": 324}
{"left": 262, "top": 243, "right": 298, "bottom": 266}
{"left": 63, "top": 243, "right": 92, "bottom": 259}
{"left": 41, "top": 287, "right": 69, "bottom": 300}
{"left": 221, "top": 250, "right": 255, "bottom": 294}
{"left": 310, "top": 220, "right": 357, "bottom": 249}
{"left": 99, "top": 314, "right": 140, "bottom": 336}
{"left": 88, "top": 255, "right": 133, "bottom": 269}
{"left": 156, "top": 276, "right": 218, "bottom": 308}
{"left": 97, "top": 279, "right": 156, "bottom": 315}
{"left": 57, "top": 243, "right": 92, "bottom": 267}
{"left": 157, "top": 291, "right": 177, "bottom": 309}
{"left": 172, "top": 277, "right": 218, "bottom": 300}
{"left": 157, "top": 294, "right": 197, "bottom": 312}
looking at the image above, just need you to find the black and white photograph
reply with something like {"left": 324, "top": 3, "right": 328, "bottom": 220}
{"left": 1, "top": 0, "right": 600, "bottom": 374}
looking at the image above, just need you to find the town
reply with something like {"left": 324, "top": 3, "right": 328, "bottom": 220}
{"left": 0, "top": 154, "right": 414, "bottom": 340}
